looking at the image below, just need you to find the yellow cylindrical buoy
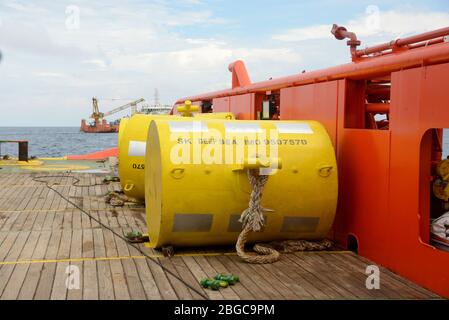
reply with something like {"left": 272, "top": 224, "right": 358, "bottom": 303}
{"left": 194, "top": 112, "right": 234, "bottom": 120}
{"left": 118, "top": 117, "right": 129, "bottom": 150}
{"left": 145, "top": 119, "right": 338, "bottom": 248}
{"left": 118, "top": 112, "right": 236, "bottom": 200}
{"left": 118, "top": 114, "right": 172, "bottom": 200}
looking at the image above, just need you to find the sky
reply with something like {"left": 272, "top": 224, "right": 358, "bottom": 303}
{"left": 0, "top": 0, "right": 448, "bottom": 126}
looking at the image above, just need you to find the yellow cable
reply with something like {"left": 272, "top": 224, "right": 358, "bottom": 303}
{"left": 0, "top": 250, "right": 351, "bottom": 266}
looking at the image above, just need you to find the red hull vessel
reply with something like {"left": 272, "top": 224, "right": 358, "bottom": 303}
{"left": 80, "top": 119, "right": 118, "bottom": 133}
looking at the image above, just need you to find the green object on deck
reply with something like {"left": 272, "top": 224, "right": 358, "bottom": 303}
{"left": 200, "top": 273, "right": 240, "bottom": 290}
{"left": 200, "top": 278, "right": 221, "bottom": 290}
{"left": 125, "top": 230, "right": 142, "bottom": 239}
{"left": 103, "top": 175, "right": 120, "bottom": 183}
{"left": 214, "top": 273, "right": 240, "bottom": 285}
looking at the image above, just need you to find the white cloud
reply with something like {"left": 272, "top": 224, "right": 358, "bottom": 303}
{"left": 273, "top": 24, "right": 332, "bottom": 42}
{"left": 1, "top": 2, "right": 447, "bottom": 126}
{"left": 163, "top": 10, "right": 226, "bottom": 27}
{"left": 3, "top": 1, "right": 49, "bottom": 14}
{"left": 0, "top": 1, "right": 239, "bottom": 125}
{"left": 367, "top": 10, "right": 449, "bottom": 38}
{"left": 33, "top": 72, "right": 67, "bottom": 78}
{"left": 82, "top": 59, "right": 108, "bottom": 69}
{"left": 185, "top": 38, "right": 227, "bottom": 45}
{"left": 180, "top": 0, "right": 203, "bottom": 5}
{"left": 273, "top": 9, "right": 449, "bottom": 44}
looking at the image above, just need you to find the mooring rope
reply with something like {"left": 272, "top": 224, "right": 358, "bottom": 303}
{"left": 236, "top": 169, "right": 280, "bottom": 264}
{"left": 236, "top": 169, "right": 333, "bottom": 264}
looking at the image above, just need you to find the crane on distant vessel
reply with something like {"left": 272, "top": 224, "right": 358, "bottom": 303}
{"left": 90, "top": 97, "right": 145, "bottom": 123}
{"left": 81, "top": 97, "right": 145, "bottom": 133}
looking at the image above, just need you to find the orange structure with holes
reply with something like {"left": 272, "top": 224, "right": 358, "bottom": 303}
{"left": 174, "top": 25, "right": 449, "bottom": 297}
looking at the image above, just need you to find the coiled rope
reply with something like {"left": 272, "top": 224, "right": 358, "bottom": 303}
{"left": 236, "top": 169, "right": 333, "bottom": 264}
{"left": 236, "top": 169, "right": 280, "bottom": 264}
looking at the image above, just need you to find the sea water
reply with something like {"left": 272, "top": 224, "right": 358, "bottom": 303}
{"left": 0, "top": 127, "right": 449, "bottom": 159}
{"left": 0, "top": 127, "right": 117, "bottom": 158}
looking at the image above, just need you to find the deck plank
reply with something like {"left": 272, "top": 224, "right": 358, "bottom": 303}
{"left": 287, "top": 253, "right": 355, "bottom": 298}
{"left": 0, "top": 230, "right": 38, "bottom": 299}
{"left": 124, "top": 233, "right": 162, "bottom": 301}
{"left": 277, "top": 253, "right": 343, "bottom": 299}
{"left": 354, "top": 253, "right": 439, "bottom": 298}
{"left": 228, "top": 255, "right": 299, "bottom": 300}
{"left": 0, "top": 212, "right": 20, "bottom": 232}
{"left": 50, "top": 228, "right": 72, "bottom": 300}
{"left": 67, "top": 229, "right": 83, "bottom": 300}
{"left": 320, "top": 253, "right": 399, "bottom": 299}
{"left": 170, "top": 256, "right": 207, "bottom": 300}
{"left": 260, "top": 258, "right": 315, "bottom": 299}
{"left": 297, "top": 252, "right": 373, "bottom": 299}
{"left": 221, "top": 255, "right": 284, "bottom": 300}
{"left": 17, "top": 230, "right": 52, "bottom": 299}
{"left": 103, "top": 228, "right": 130, "bottom": 300}
{"left": 0, "top": 232, "right": 8, "bottom": 250}
{"left": 33, "top": 230, "right": 62, "bottom": 300}
{"left": 92, "top": 228, "right": 114, "bottom": 300}
{"left": 82, "top": 228, "right": 98, "bottom": 300}
{"left": 114, "top": 228, "right": 146, "bottom": 300}
{"left": 159, "top": 257, "right": 194, "bottom": 300}
{"left": 331, "top": 252, "right": 437, "bottom": 299}
{"left": 181, "top": 256, "right": 225, "bottom": 300}
{"left": 0, "top": 231, "right": 20, "bottom": 261}
{"left": 207, "top": 255, "right": 256, "bottom": 300}
{"left": 0, "top": 172, "right": 441, "bottom": 300}
{"left": 144, "top": 258, "right": 178, "bottom": 300}
{"left": 274, "top": 255, "right": 331, "bottom": 299}
{"left": 133, "top": 257, "right": 161, "bottom": 300}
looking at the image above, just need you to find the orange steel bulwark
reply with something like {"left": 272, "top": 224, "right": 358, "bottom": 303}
{"left": 174, "top": 26, "right": 449, "bottom": 297}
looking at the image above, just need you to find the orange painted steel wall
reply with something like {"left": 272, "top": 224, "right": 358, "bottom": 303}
{"left": 212, "top": 94, "right": 255, "bottom": 119}
{"left": 230, "top": 94, "right": 254, "bottom": 120}
{"left": 321, "top": 64, "right": 449, "bottom": 297}
{"left": 334, "top": 79, "right": 392, "bottom": 256}
{"left": 212, "top": 97, "right": 230, "bottom": 112}
{"left": 280, "top": 81, "right": 339, "bottom": 147}
{"left": 385, "top": 63, "right": 449, "bottom": 297}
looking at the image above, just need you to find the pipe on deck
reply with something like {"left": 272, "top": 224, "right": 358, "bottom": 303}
{"left": 229, "top": 60, "right": 251, "bottom": 89}
{"left": 366, "top": 103, "right": 390, "bottom": 114}
{"left": 176, "top": 41, "right": 449, "bottom": 104}
{"left": 355, "top": 26, "right": 449, "bottom": 57}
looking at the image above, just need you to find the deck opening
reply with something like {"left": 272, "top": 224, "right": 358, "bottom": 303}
{"left": 347, "top": 234, "right": 359, "bottom": 253}
{"left": 344, "top": 77, "right": 391, "bottom": 130}
{"left": 202, "top": 100, "right": 213, "bottom": 113}
{"left": 420, "top": 128, "right": 449, "bottom": 252}
{"left": 258, "top": 91, "right": 280, "bottom": 120}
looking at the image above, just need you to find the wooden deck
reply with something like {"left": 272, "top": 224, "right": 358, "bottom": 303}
{"left": 0, "top": 173, "right": 440, "bottom": 300}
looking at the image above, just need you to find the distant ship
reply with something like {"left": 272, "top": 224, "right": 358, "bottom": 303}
{"left": 80, "top": 118, "right": 119, "bottom": 133}
{"left": 80, "top": 97, "right": 144, "bottom": 133}
{"left": 80, "top": 90, "right": 172, "bottom": 133}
